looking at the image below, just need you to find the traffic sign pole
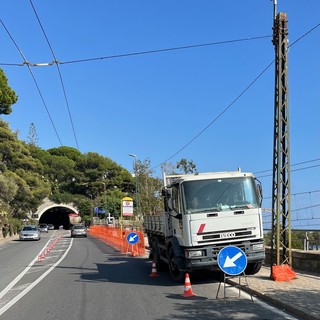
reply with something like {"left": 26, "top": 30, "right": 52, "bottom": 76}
{"left": 216, "top": 246, "right": 253, "bottom": 302}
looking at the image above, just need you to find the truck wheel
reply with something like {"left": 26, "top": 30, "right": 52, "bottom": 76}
{"left": 152, "top": 242, "right": 167, "bottom": 271}
{"left": 168, "top": 247, "right": 185, "bottom": 282}
{"left": 245, "top": 262, "right": 262, "bottom": 275}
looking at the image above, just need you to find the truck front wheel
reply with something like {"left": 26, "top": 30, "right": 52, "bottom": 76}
{"left": 245, "top": 262, "right": 262, "bottom": 275}
{"left": 168, "top": 247, "right": 185, "bottom": 282}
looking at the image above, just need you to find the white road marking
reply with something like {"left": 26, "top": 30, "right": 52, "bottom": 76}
{"left": 0, "top": 238, "right": 73, "bottom": 316}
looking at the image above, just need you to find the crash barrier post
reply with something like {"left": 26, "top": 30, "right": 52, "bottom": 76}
{"left": 89, "top": 225, "right": 146, "bottom": 256}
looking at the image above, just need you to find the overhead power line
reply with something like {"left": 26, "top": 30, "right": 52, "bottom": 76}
{"left": 1, "top": 13, "right": 318, "bottom": 169}
{"left": 152, "top": 59, "right": 275, "bottom": 170}
{"left": 152, "top": 23, "right": 320, "bottom": 170}
{"left": 263, "top": 189, "right": 320, "bottom": 201}
{"left": 254, "top": 158, "right": 320, "bottom": 175}
{"left": 0, "top": 35, "right": 272, "bottom": 67}
{"left": 60, "top": 35, "right": 272, "bottom": 65}
{"left": 0, "top": 18, "right": 63, "bottom": 146}
{"left": 256, "top": 163, "right": 320, "bottom": 179}
{"left": 29, "top": 0, "right": 80, "bottom": 151}
{"left": 1, "top": 22, "right": 317, "bottom": 68}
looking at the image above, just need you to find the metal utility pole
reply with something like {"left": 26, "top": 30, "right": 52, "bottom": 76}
{"left": 270, "top": 4, "right": 292, "bottom": 267}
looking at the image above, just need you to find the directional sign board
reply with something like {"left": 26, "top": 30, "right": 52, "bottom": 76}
{"left": 126, "top": 232, "right": 139, "bottom": 245}
{"left": 217, "top": 246, "right": 247, "bottom": 276}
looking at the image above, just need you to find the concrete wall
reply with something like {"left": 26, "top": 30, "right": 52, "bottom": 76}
{"left": 265, "top": 247, "right": 320, "bottom": 274}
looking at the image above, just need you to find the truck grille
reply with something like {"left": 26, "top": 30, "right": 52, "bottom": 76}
{"left": 211, "top": 242, "right": 248, "bottom": 258}
{"left": 197, "top": 228, "right": 256, "bottom": 244}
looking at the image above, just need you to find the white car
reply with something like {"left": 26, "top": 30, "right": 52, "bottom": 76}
{"left": 19, "top": 225, "right": 41, "bottom": 241}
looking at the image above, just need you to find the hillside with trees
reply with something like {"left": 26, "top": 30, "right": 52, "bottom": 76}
{"left": 0, "top": 67, "right": 197, "bottom": 237}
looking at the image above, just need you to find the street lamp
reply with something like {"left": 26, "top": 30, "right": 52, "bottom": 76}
{"left": 129, "top": 154, "right": 139, "bottom": 216}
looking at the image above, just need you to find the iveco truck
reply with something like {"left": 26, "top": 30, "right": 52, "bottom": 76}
{"left": 144, "top": 170, "right": 265, "bottom": 281}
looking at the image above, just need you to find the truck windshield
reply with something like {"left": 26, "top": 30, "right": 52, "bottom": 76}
{"left": 182, "top": 177, "right": 259, "bottom": 213}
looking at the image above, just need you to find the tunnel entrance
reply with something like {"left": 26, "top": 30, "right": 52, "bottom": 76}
{"left": 38, "top": 206, "right": 77, "bottom": 230}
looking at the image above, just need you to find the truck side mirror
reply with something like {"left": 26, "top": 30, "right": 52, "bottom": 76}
{"left": 162, "top": 188, "right": 173, "bottom": 212}
{"left": 255, "top": 179, "right": 263, "bottom": 207}
{"left": 162, "top": 188, "right": 172, "bottom": 198}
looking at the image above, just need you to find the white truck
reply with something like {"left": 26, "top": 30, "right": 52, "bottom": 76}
{"left": 144, "top": 170, "right": 265, "bottom": 281}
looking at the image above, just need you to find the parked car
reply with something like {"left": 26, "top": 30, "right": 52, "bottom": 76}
{"left": 71, "top": 224, "right": 87, "bottom": 238}
{"left": 39, "top": 223, "right": 48, "bottom": 233}
{"left": 19, "top": 225, "right": 41, "bottom": 241}
{"left": 47, "top": 224, "right": 54, "bottom": 230}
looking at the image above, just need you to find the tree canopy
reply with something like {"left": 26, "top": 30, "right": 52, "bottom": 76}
{"left": 0, "top": 68, "right": 18, "bottom": 115}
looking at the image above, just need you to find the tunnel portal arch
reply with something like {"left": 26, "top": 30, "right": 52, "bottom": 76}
{"left": 33, "top": 198, "right": 80, "bottom": 230}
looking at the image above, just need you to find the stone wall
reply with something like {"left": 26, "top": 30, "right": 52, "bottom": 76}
{"left": 265, "top": 247, "right": 320, "bottom": 274}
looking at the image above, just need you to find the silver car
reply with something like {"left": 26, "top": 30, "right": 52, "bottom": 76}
{"left": 71, "top": 224, "right": 87, "bottom": 238}
{"left": 19, "top": 225, "right": 41, "bottom": 241}
{"left": 39, "top": 223, "right": 48, "bottom": 233}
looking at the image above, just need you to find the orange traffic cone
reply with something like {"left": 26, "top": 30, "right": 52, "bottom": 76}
{"left": 182, "top": 273, "right": 196, "bottom": 297}
{"left": 149, "top": 261, "right": 159, "bottom": 277}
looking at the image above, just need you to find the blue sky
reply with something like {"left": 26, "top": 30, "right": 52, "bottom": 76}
{"left": 0, "top": 1, "right": 319, "bottom": 228}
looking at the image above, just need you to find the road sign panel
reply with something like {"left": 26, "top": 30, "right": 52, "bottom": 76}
{"left": 122, "top": 197, "right": 133, "bottom": 217}
{"left": 217, "top": 246, "right": 247, "bottom": 275}
{"left": 126, "top": 232, "right": 139, "bottom": 244}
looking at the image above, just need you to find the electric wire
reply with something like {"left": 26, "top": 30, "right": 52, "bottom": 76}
{"left": 0, "top": 18, "right": 63, "bottom": 146}
{"left": 60, "top": 35, "right": 272, "bottom": 65}
{"left": 292, "top": 204, "right": 320, "bottom": 213}
{"left": 0, "top": 35, "right": 272, "bottom": 67}
{"left": 254, "top": 158, "right": 320, "bottom": 175}
{"left": 288, "top": 23, "right": 320, "bottom": 48}
{"left": 29, "top": 0, "right": 80, "bottom": 151}
{"left": 151, "top": 59, "right": 275, "bottom": 170}
{"left": 151, "top": 23, "right": 320, "bottom": 169}
{"left": 263, "top": 189, "right": 320, "bottom": 201}
{"left": 256, "top": 163, "right": 320, "bottom": 179}
{"left": 1, "top": 21, "right": 317, "bottom": 67}
{"left": 0, "top": 14, "right": 318, "bottom": 171}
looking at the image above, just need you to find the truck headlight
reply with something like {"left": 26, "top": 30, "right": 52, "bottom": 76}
{"left": 252, "top": 243, "right": 264, "bottom": 251}
{"left": 186, "top": 250, "right": 203, "bottom": 258}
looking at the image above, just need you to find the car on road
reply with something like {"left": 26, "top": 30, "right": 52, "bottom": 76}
{"left": 47, "top": 224, "right": 54, "bottom": 230}
{"left": 71, "top": 224, "right": 87, "bottom": 238}
{"left": 39, "top": 223, "right": 48, "bottom": 233}
{"left": 19, "top": 225, "right": 41, "bottom": 241}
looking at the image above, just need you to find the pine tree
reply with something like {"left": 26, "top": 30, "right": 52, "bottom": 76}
{"left": 27, "top": 122, "right": 38, "bottom": 146}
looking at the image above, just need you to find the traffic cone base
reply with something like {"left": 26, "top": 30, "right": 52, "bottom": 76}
{"left": 182, "top": 273, "right": 196, "bottom": 297}
{"left": 149, "top": 261, "right": 159, "bottom": 277}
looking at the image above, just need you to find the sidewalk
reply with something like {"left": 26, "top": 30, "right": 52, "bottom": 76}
{"left": 228, "top": 265, "right": 320, "bottom": 320}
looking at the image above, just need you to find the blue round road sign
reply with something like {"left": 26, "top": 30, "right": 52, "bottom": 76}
{"left": 217, "top": 246, "right": 247, "bottom": 276}
{"left": 126, "top": 232, "right": 139, "bottom": 244}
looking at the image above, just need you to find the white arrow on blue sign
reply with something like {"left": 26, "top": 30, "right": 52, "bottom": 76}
{"left": 217, "top": 246, "right": 247, "bottom": 276}
{"left": 126, "top": 232, "right": 139, "bottom": 245}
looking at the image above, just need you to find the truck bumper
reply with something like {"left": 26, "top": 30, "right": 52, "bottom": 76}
{"left": 184, "top": 241, "right": 265, "bottom": 271}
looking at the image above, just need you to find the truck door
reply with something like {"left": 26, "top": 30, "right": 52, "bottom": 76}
{"left": 169, "top": 184, "right": 183, "bottom": 241}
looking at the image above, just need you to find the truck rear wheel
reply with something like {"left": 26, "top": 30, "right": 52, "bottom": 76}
{"left": 245, "top": 262, "right": 262, "bottom": 275}
{"left": 168, "top": 247, "right": 185, "bottom": 282}
{"left": 152, "top": 242, "right": 167, "bottom": 271}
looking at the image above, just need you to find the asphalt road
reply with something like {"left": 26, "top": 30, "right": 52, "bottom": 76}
{"left": 0, "top": 232, "right": 302, "bottom": 320}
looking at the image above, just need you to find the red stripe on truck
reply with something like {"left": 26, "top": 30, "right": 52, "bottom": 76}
{"left": 197, "top": 224, "right": 206, "bottom": 234}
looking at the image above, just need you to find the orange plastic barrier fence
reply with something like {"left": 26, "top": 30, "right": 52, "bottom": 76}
{"left": 89, "top": 225, "right": 146, "bottom": 256}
